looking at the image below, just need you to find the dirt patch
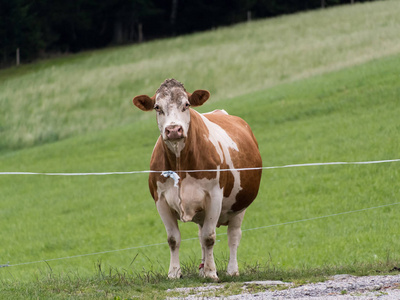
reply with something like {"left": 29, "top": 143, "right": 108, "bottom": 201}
{"left": 167, "top": 274, "right": 400, "bottom": 299}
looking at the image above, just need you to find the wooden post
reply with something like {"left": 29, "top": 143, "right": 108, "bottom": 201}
{"left": 138, "top": 23, "right": 143, "bottom": 43}
{"left": 170, "top": 0, "right": 178, "bottom": 32}
{"left": 247, "top": 11, "right": 252, "bottom": 22}
{"left": 16, "top": 48, "right": 20, "bottom": 66}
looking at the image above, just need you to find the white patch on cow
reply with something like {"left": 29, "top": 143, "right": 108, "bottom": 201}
{"left": 156, "top": 171, "right": 223, "bottom": 225}
{"left": 157, "top": 179, "right": 182, "bottom": 220}
{"left": 199, "top": 112, "right": 238, "bottom": 161}
{"left": 180, "top": 172, "right": 223, "bottom": 224}
{"left": 198, "top": 111, "right": 242, "bottom": 218}
{"left": 203, "top": 109, "right": 229, "bottom": 115}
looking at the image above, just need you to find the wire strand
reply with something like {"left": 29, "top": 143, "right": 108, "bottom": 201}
{"left": 2, "top": 158, "right": 399, "bottom": 268}
{"left": 1, "top": 159, "right": 399, "bottom": 176}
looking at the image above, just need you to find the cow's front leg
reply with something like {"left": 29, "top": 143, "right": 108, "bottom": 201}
{"left": 227, "top": 210, "right": 245, "bottom": 276}
{"left": 199, "top": 192, "right": 222, "bottom": 281}
{"left": 156, "top": 198, "right": 181, "bottom": 279}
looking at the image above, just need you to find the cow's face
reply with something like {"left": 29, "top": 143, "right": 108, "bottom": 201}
{"left": 154, "top": 86, "right": 191, "bottom": 142}
{"left": 133, "top": 79, "right": 210, "bottom": 155}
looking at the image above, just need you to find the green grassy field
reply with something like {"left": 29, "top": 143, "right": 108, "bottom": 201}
{"left": 1, "top": 0, "right": 399, "bottom": 151}
{"left": 1, "top": 1, "right": 400, "bottom": 298}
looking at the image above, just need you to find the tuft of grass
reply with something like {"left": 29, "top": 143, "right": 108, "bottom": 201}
{"left": 1, "top": 259, "right": 399, "bottom": 299}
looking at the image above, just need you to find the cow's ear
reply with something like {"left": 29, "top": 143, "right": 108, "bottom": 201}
{"left": 133, "top": 95, "right": 155, "bottom": 111}
{"left": 188, "top": 90, "right": 210, "bottom": 107}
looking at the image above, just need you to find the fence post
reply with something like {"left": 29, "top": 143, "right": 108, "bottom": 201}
{"left": 16, "top": 48, "right": 20, "bottom": 66}
{"left": 247, "top": 11, "right": 252, "bottom": 22}
{"left": 138, "top": 23, "right": 143, "bottom": 43}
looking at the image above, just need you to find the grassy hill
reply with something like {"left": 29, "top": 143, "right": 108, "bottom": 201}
{"left": 1, "top": 0, "right": 399, "bottom": 151}
{"left": 1, "top": 1, "right": 400, "bottom": 298}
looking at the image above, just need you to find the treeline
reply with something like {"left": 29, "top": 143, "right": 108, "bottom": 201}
{"left": 0, "top": 0, "right": 376, "bottom": 67}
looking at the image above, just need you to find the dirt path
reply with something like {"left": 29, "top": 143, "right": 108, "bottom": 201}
{"left": 168, "top": 274, "right": 400, "bottom": 299}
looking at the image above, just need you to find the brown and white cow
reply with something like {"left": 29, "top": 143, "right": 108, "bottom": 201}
{"left": 133, "top": 79, "right": 262, "bottom": 280}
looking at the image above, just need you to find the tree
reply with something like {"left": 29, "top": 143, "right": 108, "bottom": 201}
{"left": 0, "top": 0, "right": 380, "bottom": 67}
{"left": 0, "top": 0, "right": 43, "bottom": 65}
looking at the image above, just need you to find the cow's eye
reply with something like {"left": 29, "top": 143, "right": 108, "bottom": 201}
{"left": 182, "top": 102, "right": 190, "bottom": 111}
{"left": 154, "top": 104, "right": 163, "bottom": 114}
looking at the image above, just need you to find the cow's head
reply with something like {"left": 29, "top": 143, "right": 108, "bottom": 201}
{"left": 133, "top": 79, "right": 210, "bottom": 155}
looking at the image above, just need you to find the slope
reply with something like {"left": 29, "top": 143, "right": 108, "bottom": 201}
{"left": 0, "top": 0, "right": 399, "bottom": 150}
{"left": 0, "top": 52, "right": 399, "bottom": 282}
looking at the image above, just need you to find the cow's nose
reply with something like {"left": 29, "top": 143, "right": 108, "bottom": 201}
{"left": 165, "top": 125, "right": 183, "bottom": 140}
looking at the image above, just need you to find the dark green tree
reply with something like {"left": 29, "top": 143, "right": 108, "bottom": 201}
{"left": 0, "top": 0, "right": 380, "bottom": 67}
{"left": 0, "top": 0, "right": 43, "bottom": 65}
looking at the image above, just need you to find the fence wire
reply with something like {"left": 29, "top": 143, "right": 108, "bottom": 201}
{"left": 1, "top": 158, "right": 399, "bottom": 269}
{"left": 1, "top": 159, "right": 399, "bottom": 176}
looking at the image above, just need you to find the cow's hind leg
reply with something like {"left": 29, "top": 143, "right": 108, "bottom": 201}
{"left": 198, "top": 224, "right": 205, "bottom": 277}
{"left": 227, "top": 210, "right": 246, "bottom": 276}
{"left": 156, "top": 198, "right": 181, "bottom": 279}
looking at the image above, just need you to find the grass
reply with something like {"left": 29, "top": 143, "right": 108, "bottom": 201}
{"left": 1, "top": 0, "right": 400, "bottom": 151}
{"left": 1, "top": 260, "right": 399, "bottom": 299}
{"left": 1, "top": 53, "right": 399, "bottom": 297}
{"left": 1, "top": 0, "right": 400, "bottom": 298}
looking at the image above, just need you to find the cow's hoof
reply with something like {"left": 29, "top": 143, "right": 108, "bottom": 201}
{"left": 168, "top": 274, "right": 183, "bottom": 279}
{"left": 168, "top": 268, "right": 182, "bottom": 279}
{"left": 204, "top": 272, "right": 219, "bottom": 282}
{"left": 227, "top": 269, "right": 240, "bottom": 276}
{"left": 227, "top": 271, "right": 239, "bottom": 276}
{"left": 199, "top": 263, "right": 219, "bottom": 281}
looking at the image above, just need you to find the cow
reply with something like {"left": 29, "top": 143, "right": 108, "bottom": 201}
{"left": 133, "top": 79, "right": 262, "bottom": 280}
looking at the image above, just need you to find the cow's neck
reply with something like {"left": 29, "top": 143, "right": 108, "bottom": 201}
{"left": 162, "top": 140, "right": 185, "bottom": 171}
{"left": 164, "top": 139, "right": 185, "bottom": 159}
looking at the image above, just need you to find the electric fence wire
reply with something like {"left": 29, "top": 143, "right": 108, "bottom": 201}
{"left": 1, "top": 158, "right": 399, "bottom": 268}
